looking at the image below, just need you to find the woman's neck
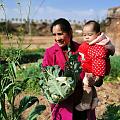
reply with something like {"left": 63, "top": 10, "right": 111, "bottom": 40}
{"left": 62, "top": 45, "right": 68, "bottom": 51}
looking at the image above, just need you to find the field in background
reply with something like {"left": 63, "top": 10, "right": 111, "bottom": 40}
{"left": 1, "top": 35, "right": 83, "bottom": 49}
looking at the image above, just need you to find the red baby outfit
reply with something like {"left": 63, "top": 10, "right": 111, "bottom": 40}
{"left": 78, "top": 42, "right": 110, "bottom": 77}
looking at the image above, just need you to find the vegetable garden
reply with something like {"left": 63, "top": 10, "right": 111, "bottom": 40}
{"left": 1, "top": 43, "right": 120, "bottom": 119}
{"left": 0, "top": 1, "right": 120, "bottom": 119}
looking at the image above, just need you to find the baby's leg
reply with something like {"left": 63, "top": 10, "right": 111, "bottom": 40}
{"left": 75, "top": 75, "right": 92, "bottom": 111}
{"left": 91, "top": 86, "right": 99, "bottom": 109}
{"left": 82, "top": 84, "right": 93, "bottom": 104}
{"left": 92, "top": 86, "right": 97, "bottom": 98}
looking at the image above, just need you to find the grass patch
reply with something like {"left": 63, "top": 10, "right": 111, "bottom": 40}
{"left": 104, "top": 55, "right": 120, "bottom": 82}
{"left": 19, "top": 48, "right": 45, "bottom": 64}
{"left": 98, "top": 103, "right": 120, "bottom": 120}
{"left": 17, "top": 61, "right": 42, "bottom": 95}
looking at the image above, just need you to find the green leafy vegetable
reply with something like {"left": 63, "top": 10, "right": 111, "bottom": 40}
{"left": 39, "top": 46, "right": 82, "bottom": 103}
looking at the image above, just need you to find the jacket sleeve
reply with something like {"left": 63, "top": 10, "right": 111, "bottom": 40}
{"left": 42, "top": 48, "right": 53, "bottom": 67}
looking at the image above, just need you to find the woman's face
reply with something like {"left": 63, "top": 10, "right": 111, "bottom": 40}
{"left": 52, "top": 25, "right": 71, "bottom": 48}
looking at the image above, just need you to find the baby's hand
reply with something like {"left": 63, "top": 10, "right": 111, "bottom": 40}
{"left": 83, "top": 73, "right": 95, "bottom": 86}
{"left": 87, "top": 73, "right": 95, "bottom": 87}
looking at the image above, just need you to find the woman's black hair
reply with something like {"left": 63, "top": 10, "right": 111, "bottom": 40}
{"left": 84, "top": 20, "right": 100, "bottom": 33}
{"left": 50, "top": 18, "right": 73, "bottom": 40}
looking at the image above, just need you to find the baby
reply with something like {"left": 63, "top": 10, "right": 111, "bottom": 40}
{"left": 75, "top": 20, "right": 115, "bottom": 111}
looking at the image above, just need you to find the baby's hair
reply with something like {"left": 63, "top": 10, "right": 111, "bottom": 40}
{"left": 84, "top": 20, "right": 100, "bottom": 33}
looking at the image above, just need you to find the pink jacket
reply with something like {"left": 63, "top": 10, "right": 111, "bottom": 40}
{"left": 42, "top": 41, "right": 96, "bottom": 120}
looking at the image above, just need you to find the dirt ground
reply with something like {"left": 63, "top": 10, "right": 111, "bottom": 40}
{"left": 14, "top": 81, "right": 120, "bottom": 120}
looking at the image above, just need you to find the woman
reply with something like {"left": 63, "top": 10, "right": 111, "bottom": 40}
{"left": 42, "top": 18, "right": 96, "bottom": 120}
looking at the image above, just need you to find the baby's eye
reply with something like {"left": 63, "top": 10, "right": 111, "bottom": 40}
{"left": 88, "top": 33, "right": 93, "bottom": 36}
{"left": 83, "top": 33, "right": 86, "bottom": 36}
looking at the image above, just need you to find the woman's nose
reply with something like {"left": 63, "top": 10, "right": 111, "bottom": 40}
{"left": 55, "top": 35, "right": 61, "bottom": 41}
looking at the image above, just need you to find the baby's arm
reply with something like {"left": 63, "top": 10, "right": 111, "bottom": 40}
{"left": 83, "top": 73, "right": 93, "bottom": 86}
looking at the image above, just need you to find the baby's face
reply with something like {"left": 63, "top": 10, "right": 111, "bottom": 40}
{"left": 82, "top": 24, "right": 99, "bottom": 43}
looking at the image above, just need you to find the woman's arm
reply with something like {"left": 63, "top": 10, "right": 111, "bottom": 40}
{"left": 105, "top": 41, "right": 115, "bottom": 56}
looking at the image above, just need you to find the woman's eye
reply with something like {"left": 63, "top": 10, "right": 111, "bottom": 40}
{"left": 52, "top": 33, "right": 63, "bottom": 36}
{"left": 57, "top": 33, "right": 63, "bottom": 35}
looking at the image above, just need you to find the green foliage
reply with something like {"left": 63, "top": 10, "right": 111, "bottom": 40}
{"left": 0, "top": 58, "right": 46, "bottom": 120}
{"left": 0, "top": 1, "right": 46, "bottom": 119}
{"left": 17, "top": 96, "right": 46, "bottom": 120}
{"left": 20, "top": 48, "right": 45, "bottom": 64}
{"left": 39, "top": 47, "right": 82, "bottom": 103}
{"left": 11, "top": 96, "right": 46, "bottom": 120}
{"left": 17, "top": 62, "right": 42, "bottom": 94}
{"left": 64, "top": 50, "right": 82, "bottom": 78}
{"left": 98, "top": 104, "right": 120, "bottom": 120}
{"left": 110, "top": 56, "right": 120, "bottom": 77}
{"left": 0, "top": 47, "right": 45, "bottom": 64}
{"left": 39, "top": 65, "right": 76, "bottom": 103}
{"left": 0, "top": 47, "right": 23, "bottom": 62}
{"left": 104, "top": 55, "right": 120, "bottom": 82}
{"left": 27, "top": 104, "right": 46, "bottom": 120}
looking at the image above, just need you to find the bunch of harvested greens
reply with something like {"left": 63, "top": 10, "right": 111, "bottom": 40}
{"left": 39, "top": 47, "right": 82, "bottom": 103}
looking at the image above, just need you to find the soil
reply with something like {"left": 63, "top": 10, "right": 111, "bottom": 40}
{"left": 14, "top": 81, "right": 120, "bottom": 120}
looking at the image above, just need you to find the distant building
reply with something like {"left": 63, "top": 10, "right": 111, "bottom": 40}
{"left": 105, "top": 6, "right": 120, "bottom": 55}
